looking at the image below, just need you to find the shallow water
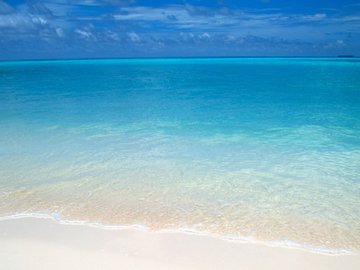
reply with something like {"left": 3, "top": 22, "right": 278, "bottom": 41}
{"left": 0, "top": 58, "right": 359, "bottom": 252}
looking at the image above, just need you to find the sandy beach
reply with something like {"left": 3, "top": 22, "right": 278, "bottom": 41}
{"left": 0, "top": 216, "right": 359, "bottom": 270}
{"left": 1, "top": 0, "right": 360, "bottom": 267}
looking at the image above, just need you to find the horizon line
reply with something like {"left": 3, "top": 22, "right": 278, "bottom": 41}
{"left": 0, "top": 55, "right": 358, "bottom": 63}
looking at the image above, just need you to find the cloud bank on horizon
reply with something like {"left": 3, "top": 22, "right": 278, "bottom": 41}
{"left": 0, "top": 0, "right": 359, "bottom": 59}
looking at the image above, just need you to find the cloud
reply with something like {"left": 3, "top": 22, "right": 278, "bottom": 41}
{"left": 0, "top": 1, "right": 58, "bottom": 40}
{"left": 105, "top": 30, "right": 120, "bottom": 41}
{"left": 112, "top": 5, "right": 235, "bottom": 29}
{"left": 102, "top": 0, "right": 135, "bottom": 5}
{"left": 58, "top": 0, "right": 135, "bottom": 6}
{"left": 108, "top": 4, "right": 360, "bottom": 52}
{"left": 75, "top": 28, "right": 96, "bottom": 40}
{"left": 127, "top": 31, "right": 140, "bottom": 42}
{"left": 199, "top": 32, "right": 211, "bottom": 39}
{"left": 0, "top": 1, "right": 359, "bottom": 59}
{"left": 55, "top": 27, "right": 65, "bottom": 38}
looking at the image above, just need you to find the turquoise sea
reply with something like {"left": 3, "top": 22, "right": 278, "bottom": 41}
{"left": 0, "top": 58, "right": 359, "bottom": 252}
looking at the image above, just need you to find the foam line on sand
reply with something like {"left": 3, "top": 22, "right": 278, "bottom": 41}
{"left": 0, "top": 217, "right": 359, "bottom": 270}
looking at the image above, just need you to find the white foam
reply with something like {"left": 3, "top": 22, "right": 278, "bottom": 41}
{"left": 0, "top": 212, "right": 353, "bottom": 255}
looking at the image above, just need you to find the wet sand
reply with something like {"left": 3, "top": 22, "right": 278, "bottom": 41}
{"left": 0, "top": 217, "right": 359, "bottom": 270}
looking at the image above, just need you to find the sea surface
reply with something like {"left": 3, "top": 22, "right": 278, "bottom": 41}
{"left": 0, "top": 58, "right": 359, "bottom": 253}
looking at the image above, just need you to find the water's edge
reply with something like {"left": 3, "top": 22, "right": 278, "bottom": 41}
{"left": 0, "top": 212, "right": 353, "bottom": 256}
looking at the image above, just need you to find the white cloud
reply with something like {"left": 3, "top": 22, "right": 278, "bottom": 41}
{"left": 127, "top": 31, "right": 140, "bottom": 42}
{"left": 55, "top": 27, "right": 65, "bottom": 38}
{"left": 75, "top": 28, "right": 96, "bottom": 40}
{"left": 0, "top": 13, "right": 44, "bottom": 29}
{"left": 110, "top": 4, "right": 360, "bottom": 40}
{"left": 299, "top": 13, "right": 327, "bottom": 21}
{"left": 105, "top": 30, "right": 119, "bottom": 41}
{"left": 32, "top": 16, "right": 48, "bottom": 26}
{"left": 0, "top": 1, "right": 359, "bottom": 57}
{"left": 199, "top": 32, "right": 211, "bottom": 39}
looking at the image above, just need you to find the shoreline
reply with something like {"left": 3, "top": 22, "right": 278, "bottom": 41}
{"left": 1, "top": 216, "right": 359, "bottom": 270}
{"left": 0, "top": 213, "right": 354, "bottom": 255}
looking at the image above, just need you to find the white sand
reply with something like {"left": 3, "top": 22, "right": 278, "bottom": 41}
{"left": 0, "top": 217, "right": 359, "bottom": 270}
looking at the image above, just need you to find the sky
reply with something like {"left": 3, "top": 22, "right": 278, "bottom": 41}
{"left": 0, "top": 0, "right": 360, "bottom": 59}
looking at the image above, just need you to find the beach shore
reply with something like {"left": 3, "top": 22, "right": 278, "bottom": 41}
{"left": 0, "top": 217, "right": 359, "bottom": 270}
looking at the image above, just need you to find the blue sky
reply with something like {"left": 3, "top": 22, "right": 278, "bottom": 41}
{"left": 0, "top": 0, "right": 359, "bottom": 59}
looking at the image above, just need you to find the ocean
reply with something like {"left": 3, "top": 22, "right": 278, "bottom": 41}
{"left": 0, "top": 58, "right": 359, "bottom": 253}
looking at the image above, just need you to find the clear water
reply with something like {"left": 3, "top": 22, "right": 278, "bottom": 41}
{"left": 0, "top": 58, "right": 359, "bottom": 252}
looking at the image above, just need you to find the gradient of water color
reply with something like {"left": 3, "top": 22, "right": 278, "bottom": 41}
{"left": 0, "top": 58, "right": 359, "bottom": 252}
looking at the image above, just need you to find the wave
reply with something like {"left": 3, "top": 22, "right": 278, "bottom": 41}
{"left": 0, "top": 212, "right": 353, "bottom": 256}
